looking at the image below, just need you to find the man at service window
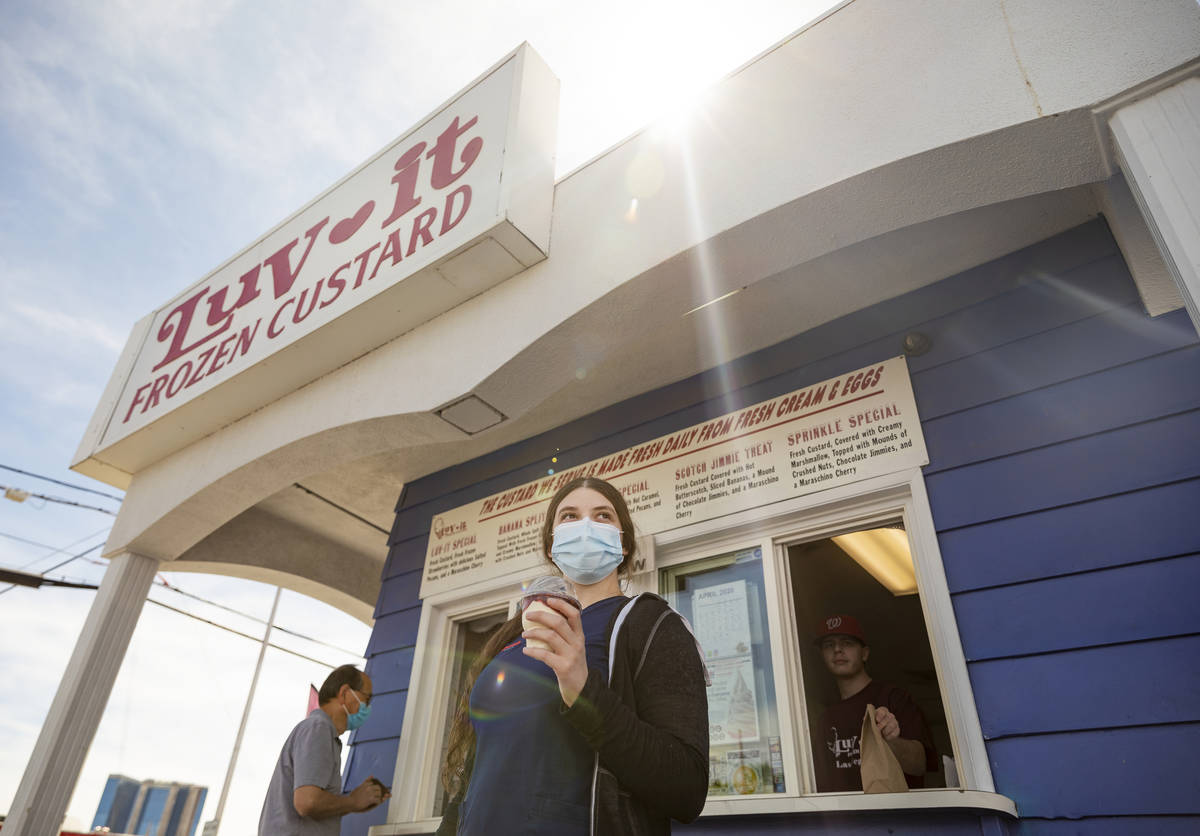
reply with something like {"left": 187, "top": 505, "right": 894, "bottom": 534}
{"left": 812, "top": 615, "right": 938, "bottom": 792}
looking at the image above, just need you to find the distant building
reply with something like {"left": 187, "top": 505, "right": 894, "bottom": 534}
{"left": 91, "top": 775, "right": 139, "bottom": 832}
{"left": 91, "top": 775, "right": 207, "bottom": 836}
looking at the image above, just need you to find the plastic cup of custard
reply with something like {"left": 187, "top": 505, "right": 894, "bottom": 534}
{"left": 520, "top": 576, "right": 581, "bottom": 650}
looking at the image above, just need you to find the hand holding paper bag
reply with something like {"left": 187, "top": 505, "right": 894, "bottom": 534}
{"left": 859, "top": 703, "right": 909, "bottom": 793}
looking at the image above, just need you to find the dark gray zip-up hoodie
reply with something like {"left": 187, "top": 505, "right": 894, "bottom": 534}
{"left": 563, "top": 593, "right": 709, "bottom": 835}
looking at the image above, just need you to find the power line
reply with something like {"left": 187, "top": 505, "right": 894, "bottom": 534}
{"left": 145, "top": 598, "right": 354, "bottom": 669}
{"left": 0, "top": 542, "right": 106, "bottom": 596}
{"left": 0, "top": 530, "right": 60, "bottom": 550}
{"left": 38, "top": 543, "right": 106, "bottom": 575}
{"left": 0, "top": 463, "right": 125, "bottom": 502}
{"left": 271, "top": 622, "right": 364, "bottom": 659}
{"left": 1, "top": 571, "right": 362, "bottom": 669}
{"left": 3, "top": 549, "right": 365, "bottom": 659}
{"left": 1, "top": 484, "right": 118, "bottom": 516}
{"left": 18, "top": 527, "right": 110, "bottom": 571}
{"left": 0, "top": 567, "right": 99, "bottom": 590}
{"left": 0, "top": 526, "right": 110, "bottom": 567}
{"left": 154, "top": 581, "right": 363, "bottom": 659}
{"left": 3, "top": 535, "right": 367, "bottom": 664}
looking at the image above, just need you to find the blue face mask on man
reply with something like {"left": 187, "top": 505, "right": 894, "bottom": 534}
{"left": 344, "top": 689, "right": 372, "bottom": 731}
{"left": 551, "top": 518, "right": 624, "bottom": 585}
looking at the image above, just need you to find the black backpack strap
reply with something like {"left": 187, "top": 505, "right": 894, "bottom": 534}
{"left": 613, "top": 593, "right": 711, "bottom": 686}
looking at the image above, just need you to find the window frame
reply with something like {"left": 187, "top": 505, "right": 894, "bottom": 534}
{"left": 649, "top": 467, "right": 1003, "bottom": 816}
{"left": 386, "top": 572, "right": 522, "bottom": 828}
{"left": 658, "top": 537, "right": 801, "bottom": 799}
{"left": 378, "top": 468, "right": 1013, "bottom": 835}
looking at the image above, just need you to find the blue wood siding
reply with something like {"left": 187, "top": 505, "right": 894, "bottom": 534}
{"left": 366, "top": 646, "right": 415, "bottom": 696}
{"left": 342, "top": 577, "right": 421, "bottom": 832}
{"left": 988, "top": 724, "right": 1200, "bottom": 817}
{"left": 341, "top": 219, "right": 1200, "bottom": 835}
{"left": 955, "top": 554, "right": 1200, "bottom": 659}
{"left": 926, "top": 409, "right": 1200, "bottom": 529}
{"left": 969, "top": 635, "right": 1200, "bottom": 736}
{"left": 365, "top": 606, "right": 421, "bottom": 657}
{"left": 922, "top": 344, "right": 1200, "bottom": 474}
{"left": 937, "top": 477, "right": 1200, "bottom": 591}
{"left": 1015, "top": 818, "right": 1200, "bottom": 835}
{"left": 383, "top": 536, "right": 427, "bottom": 580}
{"left": 676, "top": 810, "right": 1016, "bottom": 834}
{"left": 374, "top": 568, "right": 422, "bottom": 618}
{"left": 338, "top": 737, "right": 397, "bottom": 832}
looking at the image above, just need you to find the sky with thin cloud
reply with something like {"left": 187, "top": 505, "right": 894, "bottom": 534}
{"left": 0, "top": 0, "right": 839, "bottom": 831}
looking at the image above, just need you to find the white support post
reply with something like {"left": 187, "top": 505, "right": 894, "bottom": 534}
{"left": 1110, "top": 77, "right": 1200, "bottom": 337}
{"left": 5, "top": 550, "right": 159, "bottom": 835}
{"left": 208, "top": 585, "right": 282, "bottom": 836}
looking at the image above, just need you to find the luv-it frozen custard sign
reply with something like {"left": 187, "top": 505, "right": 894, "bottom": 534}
{"left": 92, "top": 46, "right": 557, "bottom": 458}
{"left": 124, "top": 115, "right": 481, "bottom": 426}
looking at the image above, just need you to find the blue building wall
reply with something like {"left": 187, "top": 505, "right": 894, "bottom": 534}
{"left": 91, "top": 777, "right": 208, "bottom": 836}
{"left": 135, "top": 786, "right": 170, "bottom": 835}
{"left": 187, "top": 787, "right": 208, "bottom": 836}
{"left": 342, "top": 219, "right": 1200, "bottom": 835}
{"left": 166, "top": 790, "right": 186, "bottom": 836}
{"left": 92, "top": 774, "right": 140, "bottom": 831}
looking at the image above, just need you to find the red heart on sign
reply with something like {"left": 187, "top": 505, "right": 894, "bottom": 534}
{"left": 329, "top": 200, "right": 375, "bottom": 244}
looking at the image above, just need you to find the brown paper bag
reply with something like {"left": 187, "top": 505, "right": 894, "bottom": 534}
{"left": 859, "top": 703, "right": 909, "bottom": 793}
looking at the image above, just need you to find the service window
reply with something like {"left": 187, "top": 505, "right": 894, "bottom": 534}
{"left": 662, "top": 547, "right": 788, "bottom": 797}
{"left": 786, "top": 521, "right": 953, "bottom": 792}
{"left": 652, "top": 480, "right": 992, "bottom": 809}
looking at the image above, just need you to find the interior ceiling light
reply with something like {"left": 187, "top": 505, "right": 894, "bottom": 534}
{"left": 437, "top": 395, "right": 506, "bottom": 435}
{"left": 831, "top": 527, "right": 918, "bottom": 596}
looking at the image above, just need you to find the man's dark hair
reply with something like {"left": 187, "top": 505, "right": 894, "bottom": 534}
{"left": 318, "top": 664, "right": 364, "bottom": 705}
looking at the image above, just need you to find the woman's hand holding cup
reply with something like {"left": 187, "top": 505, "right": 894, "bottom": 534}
{"left": 522, "top": 594, "right": 588, "bottom": 707}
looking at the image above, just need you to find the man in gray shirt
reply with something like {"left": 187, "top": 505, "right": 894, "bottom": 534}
{"left": 259, "top": 664, "right": 390, "bottom": 835}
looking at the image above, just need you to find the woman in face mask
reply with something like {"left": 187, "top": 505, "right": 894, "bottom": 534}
{"left": 438, "top": 476, "right": 709, "bottom": 836}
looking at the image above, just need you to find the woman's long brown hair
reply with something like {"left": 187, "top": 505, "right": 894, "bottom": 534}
{"left": 439, "top": 476, "right": 638, "bottom": 801}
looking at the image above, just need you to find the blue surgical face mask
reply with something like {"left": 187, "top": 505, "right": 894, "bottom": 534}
{"left": 551, "top": 518, "right": 624, "bottom": 585}
{"left": 344, "top": 690, "right": 372, "bottom": 731}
